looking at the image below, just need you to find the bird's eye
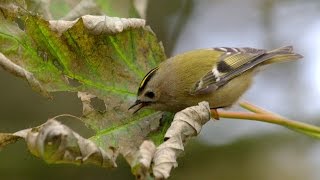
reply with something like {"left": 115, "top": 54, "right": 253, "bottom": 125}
{"left": 145, "top": 91, "right": 155, "bottom": 98}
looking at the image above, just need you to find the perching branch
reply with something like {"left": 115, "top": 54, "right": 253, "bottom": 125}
{"left": 217, "top": 101, "right": 320, "bottom": 138}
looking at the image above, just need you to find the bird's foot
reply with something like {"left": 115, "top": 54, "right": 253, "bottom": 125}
{"left": 210, "top": 108, "right": 220, "bottom": 120}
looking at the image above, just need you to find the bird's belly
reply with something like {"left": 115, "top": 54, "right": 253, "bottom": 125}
{"left": 167, "top": 71, "right": 254, "bottom": 112}
{"left": 200, "top": 71, "right": 253, "bottom": 108}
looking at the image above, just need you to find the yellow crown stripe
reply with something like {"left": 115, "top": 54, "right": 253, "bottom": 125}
{"left": 139, "top": 67, "right": 159, "bottom": 88}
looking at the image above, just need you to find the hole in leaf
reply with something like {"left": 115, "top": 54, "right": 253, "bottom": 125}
{"left": 109, "top": 146, "right": 116, "bottom": 153}
{"left": 67, "top": 77, "right": 82, "bottom": 87}
{"left": 37, "top": 50, "right": 48, "bottom": 62}
{"left": 15, "top": 17, "right": 25, "bottom": 30}
{"left": 52, "top": 59, "right": 64, "bottom": 71}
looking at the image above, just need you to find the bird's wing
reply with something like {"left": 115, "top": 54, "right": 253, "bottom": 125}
{"left": 190, "top": 47, "right": 267, "bottom": 94}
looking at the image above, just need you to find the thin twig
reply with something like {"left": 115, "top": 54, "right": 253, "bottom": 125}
{"left": 215, "top": 101, "right": 320, "bottom": 138}
{"left": 239, "top": 101, "right": 274, "bottom": 114}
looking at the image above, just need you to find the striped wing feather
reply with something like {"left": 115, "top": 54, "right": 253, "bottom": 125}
{"left": 191, "top": 47, "right": 267, "bottom": 94}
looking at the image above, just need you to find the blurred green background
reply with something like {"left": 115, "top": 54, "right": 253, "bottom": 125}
{"left": 1, "top": 0, "right": 320, "bottom": 179}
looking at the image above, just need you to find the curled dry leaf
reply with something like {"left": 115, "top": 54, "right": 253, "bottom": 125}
{"left": 12, "top": 119, "right": 117, "bottom": 168}
{"left": 77, "top": 91, "right": 96, "bottom": 116}
{"left": 81, "top": 15, "right": 145, "bottom": 34}
{"left": 0, "top": 53, "right": 50, "bottom": 97}
{"left": 50, "top": 15, "right": 145, "bottom": 35}
{"left": 134, "top": 140, "right": 157, "bottom": 179}
{"left": 153, "top": 102, "right": 212, "bottom": 179}
{"left": 139, "top": 140, "right": 156, "bottom": 168}
{"left": 0, "top": 133, "right": 21, "bottom": 149}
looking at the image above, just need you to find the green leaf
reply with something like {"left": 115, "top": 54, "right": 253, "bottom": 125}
{"left": 0, "top": 4, "right": 172, "bottom": 170}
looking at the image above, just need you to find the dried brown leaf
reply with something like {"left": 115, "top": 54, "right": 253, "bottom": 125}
{"left": 153, "top": 102, "right": 212, "bottom": 179}
{"left": 12, "top": 119, "right": 117, "bottom": 168}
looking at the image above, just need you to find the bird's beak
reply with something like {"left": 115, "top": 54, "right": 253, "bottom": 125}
{"left": 128, "top": 100, "right": 146, "bottom": 114}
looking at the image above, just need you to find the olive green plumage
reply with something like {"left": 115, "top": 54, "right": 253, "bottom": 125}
{"left": 130, "top": 46, "right": 303, "bottom": 113}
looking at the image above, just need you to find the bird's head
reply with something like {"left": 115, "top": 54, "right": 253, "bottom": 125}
{"left": 129, "top": 67, "right": 161, "bottom": 113}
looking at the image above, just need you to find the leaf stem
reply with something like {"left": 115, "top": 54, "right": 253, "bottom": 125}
{"left": 215, "top": 101, "right": 320, "bottom": 138}
{"left": 239, "top": 101, "right": 274, "bottom": 114}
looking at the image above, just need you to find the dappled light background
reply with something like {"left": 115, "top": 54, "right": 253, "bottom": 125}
{"left": 1, "top": 0, "right": 320, "bottom": 179}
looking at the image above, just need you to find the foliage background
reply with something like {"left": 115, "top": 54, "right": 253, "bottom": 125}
{"left": 1, "top": 0, "right": 320, "bottom": 179}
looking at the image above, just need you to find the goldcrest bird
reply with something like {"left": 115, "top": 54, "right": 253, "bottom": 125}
{"left": 129, "top": 46, "right": 302, "bottom": 116}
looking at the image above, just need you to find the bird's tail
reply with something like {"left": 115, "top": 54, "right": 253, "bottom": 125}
{"left": 261, "top": 46, "right": 303, "bottom": 65}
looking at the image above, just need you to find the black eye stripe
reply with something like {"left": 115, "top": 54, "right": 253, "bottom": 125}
{"left": 138, "top": 67, "right": 158, "bottom": 95}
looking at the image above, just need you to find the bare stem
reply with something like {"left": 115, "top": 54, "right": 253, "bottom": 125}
{"left": 214, "top": 101, "right": 320, "bottom": 138}
{"left": 239, "top": 101, "right": 274, "bottom": 114}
